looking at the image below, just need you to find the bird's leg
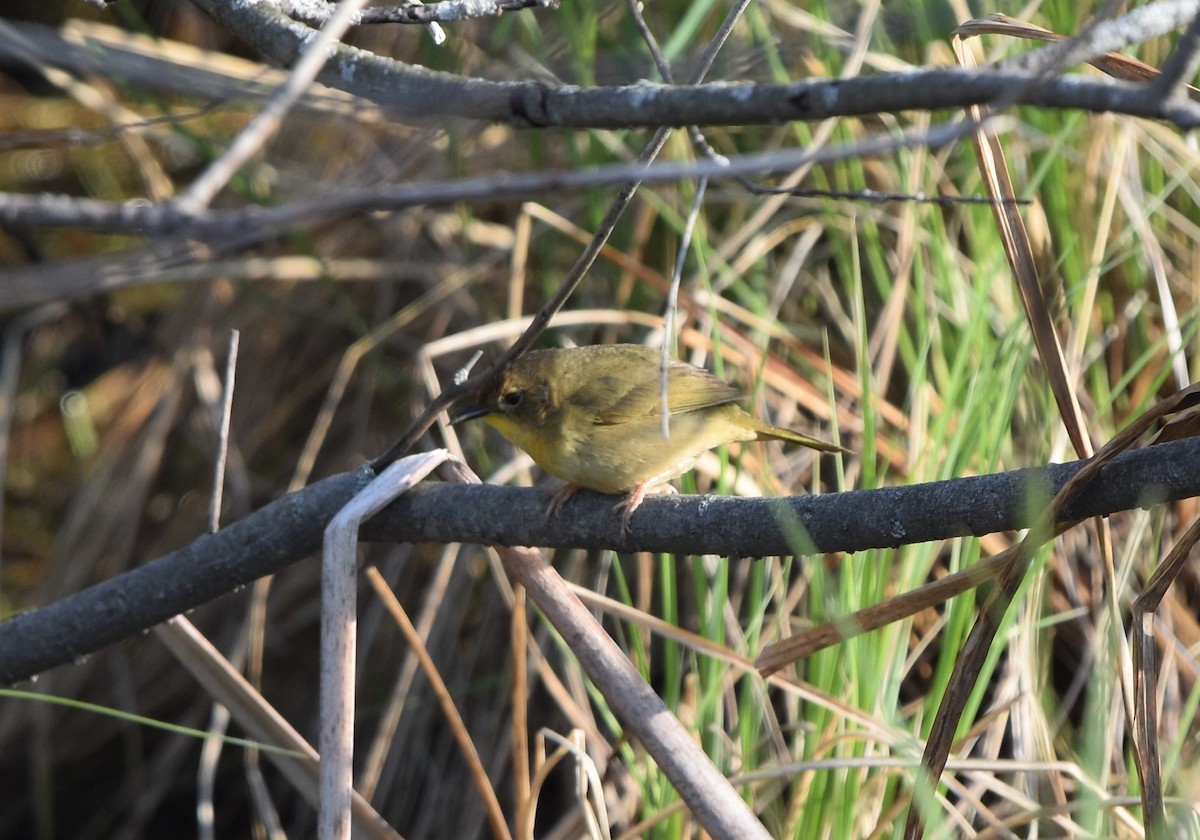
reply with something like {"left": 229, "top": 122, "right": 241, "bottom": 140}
{"left": 614, "top": 478, "right": 678, "bottom": 534}
{"left": 542, "top": 481, "right": 582, "bottom": 520}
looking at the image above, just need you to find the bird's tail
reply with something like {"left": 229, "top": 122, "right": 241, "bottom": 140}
{"left": 751, "top": 419, "right": 847, "bottom": 454}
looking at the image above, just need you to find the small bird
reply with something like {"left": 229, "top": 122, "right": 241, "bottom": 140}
{"left": 451, "top": 344, "right": 845, "bottom": 531}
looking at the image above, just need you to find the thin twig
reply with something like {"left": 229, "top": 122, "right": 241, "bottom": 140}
{"left": 208, "top": 330, "right": 239, "bottom": 533}
{"left": 661, "top": 177, "right": 708, "bottom": 438}
{"left": 373, "top": 0, "right": 754, "bottom": 470}
{"left": 176, "top": 0, "right": 374, "bottom": 212}
{"left": 0, "top": 119, "right": 1005, "bottom": 238}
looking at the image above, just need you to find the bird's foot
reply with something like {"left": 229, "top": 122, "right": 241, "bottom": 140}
{"left": 613, "top": 482, "right": 676, "bottom": 535}
{"left": 542, "top": 482, "right": 582, "bottom": 521}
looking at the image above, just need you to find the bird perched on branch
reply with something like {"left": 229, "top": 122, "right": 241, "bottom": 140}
{"left": 452, "top": 344, "right": 845, "bottom": 532}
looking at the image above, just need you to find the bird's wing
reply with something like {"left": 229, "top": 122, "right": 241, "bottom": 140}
{"left": 592, "top": 360, "right": 741, "bottom": 425}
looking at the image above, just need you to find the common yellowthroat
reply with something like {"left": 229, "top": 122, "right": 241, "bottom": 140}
{"left": 451, "top": 344, "right": 845, "bottom": 530}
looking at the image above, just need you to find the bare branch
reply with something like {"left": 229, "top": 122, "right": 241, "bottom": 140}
{"left": 0, "top": 116, "right": 1150, "bottom": 245}
{"left": 286, "top": 0, "right": 557, "bottom": 26}
{"left": 1, "top": 437, "right": 1199, "bottom": 687}
{"left": 6, "top": 5, "right": 1199, "bottom": 135}
{"left": 26, "top": 1, "right": 1189, "bottom": 130}
{"left": 173, "top": 0, "right": 1200, "bottom": 126}
{"left": 1151, "top": 9, "right": 1200, "bottom": 104}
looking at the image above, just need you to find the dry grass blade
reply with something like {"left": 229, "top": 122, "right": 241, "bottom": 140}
{"left": 756, "top": 527, "right": 1064, "bottom": 675}
{"left": 484, "top": 540, "right": 771, "bottom": 839}
{"left": 1130, "top": 514, "right": 1200, "bottom": 836}
{"left": 903, "top": 382, "right": 1200, "bottom": 838}
{"left": 761, "top": 380, "right": 1200, "bottom": 674}
{"left": 322, "top": 451, "right": 471, "bottom": 840}
{"left": 527, "top": 730, "right": 610, "bottom": 840}
{"left": 955, "top": 13, "right": 1200, "bottom": 97}
{"left": 905, "top": 22, "right": 1100, "bottom": 840}
{"left": 154, "top": 617, "right": 399, "bottom": 840}
{"left": 356, "top": 544, "right": 466, "bottom": 803}
{"left": 510, "top": 586, "right": 532, "bottom": 838}
{"left": 953, "top": 29, "right": 1090, "bottom": 460}
{"left": 761, "top": 387, "right": 1200, "bottom": 672}
{"left": 502, "top": 537, "right": 774, "bottom": 839}
{"left": 365, "top": 567, "right": 511, "bottom": 840}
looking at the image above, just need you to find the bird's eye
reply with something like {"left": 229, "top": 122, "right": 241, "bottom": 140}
{"left": 501, "top": 390, "right": 523, "bottom": 407}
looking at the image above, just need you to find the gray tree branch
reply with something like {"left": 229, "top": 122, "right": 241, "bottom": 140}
{"left": 286, "top": 0, "right": 557, "bottom": 27}
{"left": 0, "top": 436, "right": 1198, "bottom": 686}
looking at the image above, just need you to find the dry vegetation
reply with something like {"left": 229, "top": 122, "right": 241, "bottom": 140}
{"left": 1, "top": 0, "right": 1199, "bottom": 838}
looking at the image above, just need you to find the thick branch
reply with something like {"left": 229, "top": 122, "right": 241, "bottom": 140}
{"left": 286, "top": 0, "right": 556, "bottom": 26}
{"left": 1, "top": 438, "right": 1198, "bottom": 686}
{"left": 7, "top": 17, "right": 1200, "bottom": 130}
{"left": 366, "top": 437, "right": 1199, "bottom": 554}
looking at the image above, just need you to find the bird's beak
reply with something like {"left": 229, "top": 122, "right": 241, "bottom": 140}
{"left": 449, "top": 403, "right": 496, "bottom": 425}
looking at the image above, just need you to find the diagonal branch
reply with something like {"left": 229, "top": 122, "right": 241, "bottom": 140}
{"left": 1, "top": 437, "right": 1199, "bottom": 687}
